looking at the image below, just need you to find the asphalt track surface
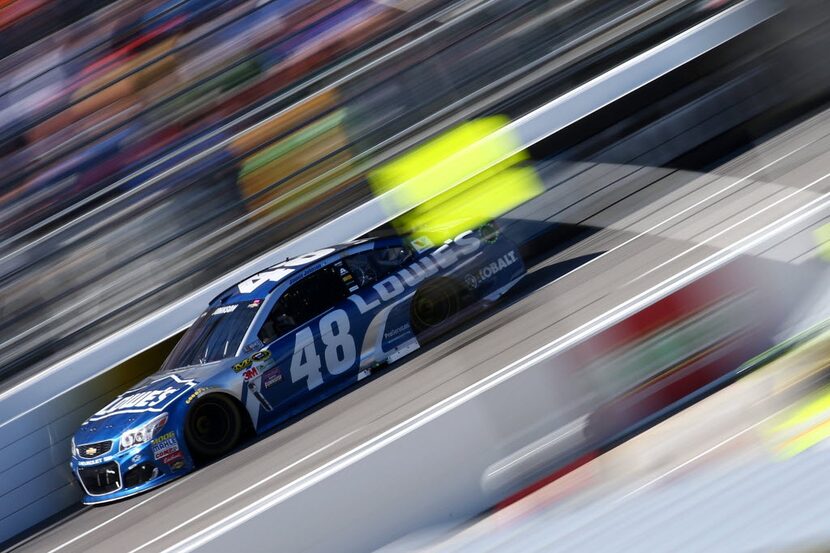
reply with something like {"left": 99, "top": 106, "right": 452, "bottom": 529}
{"left": 8, "top": 105, "right": 830, "bottom": 553}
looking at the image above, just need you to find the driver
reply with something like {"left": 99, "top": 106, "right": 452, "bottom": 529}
{"left": 375, "top": 247, "right": 410, "bottom": 269}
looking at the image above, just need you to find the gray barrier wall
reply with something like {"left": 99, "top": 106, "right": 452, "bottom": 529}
{"left": 0, "top": 0, "right": 780, "bottom": 544}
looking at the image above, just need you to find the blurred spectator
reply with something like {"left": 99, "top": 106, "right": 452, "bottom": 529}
{"left": 0, "top": 0, "right": 673, "bottom": 387}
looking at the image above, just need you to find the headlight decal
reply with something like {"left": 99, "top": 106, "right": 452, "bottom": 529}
{"left": 119, "top": 413, "right": 169, "bottom": 451}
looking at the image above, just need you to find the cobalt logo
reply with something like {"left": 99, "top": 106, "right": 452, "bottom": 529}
{"left": 475, "top": 251, "right": 518, "bottom": 283}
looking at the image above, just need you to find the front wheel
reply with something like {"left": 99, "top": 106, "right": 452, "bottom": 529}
{"left": 185, "top": 394, "right": 245, "bottom": 462}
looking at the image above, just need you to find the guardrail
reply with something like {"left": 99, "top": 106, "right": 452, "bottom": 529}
{"left": 0, "top": 0, "right": 781, "bottom": 545}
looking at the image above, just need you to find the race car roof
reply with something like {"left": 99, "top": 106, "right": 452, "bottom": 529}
{"left": 210, "top": 239, "right": 386, "bottom": 306}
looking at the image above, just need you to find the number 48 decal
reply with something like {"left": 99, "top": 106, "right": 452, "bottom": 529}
{"left": 290, "top": 310, "right": 357, "bottom": 390}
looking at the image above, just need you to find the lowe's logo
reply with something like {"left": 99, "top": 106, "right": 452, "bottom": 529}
{"left": 89, "top": 375, "right": 195, "bottom": 421}
{"left": 349, "top": 230, "right": 481, "bottom": 314}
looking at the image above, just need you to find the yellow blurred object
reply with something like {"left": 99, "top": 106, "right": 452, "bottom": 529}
{"left": 815, "top": 223, "right": 830, "bottom": 261}
{"left": 770, "top": 385, "right": 830, "bottom": 458}
{"left": 755, "top": 328, "right": 830, "bottom": 458}
{"left": 369, "top": 116, "right": 543, "bottom": 242}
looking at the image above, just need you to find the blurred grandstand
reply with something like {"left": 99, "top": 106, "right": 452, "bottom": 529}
{"left": 0, "top": 0, "right": 731, "bottom": 384}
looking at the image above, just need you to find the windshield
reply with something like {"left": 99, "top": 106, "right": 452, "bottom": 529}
{"left": 162, "top": 301, "right": 261, "bottom": 370}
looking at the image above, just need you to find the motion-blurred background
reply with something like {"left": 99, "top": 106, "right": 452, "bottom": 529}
{"left": 1, "top": 0, "right": 830, "bottom": 551}
{"left": 3, "top": 0, "right": 806, "bottom": 386}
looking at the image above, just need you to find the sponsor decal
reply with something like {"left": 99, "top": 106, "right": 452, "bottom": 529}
{"left": 132, "top": 454, "right": 141, "bottom": 463}
{"left": 410, "top": 236, "right": 434, "bottom": 253}
{"left": 213, "top": 305, "right": 237, "bottom": 315}
{"left": 247, "top": 381, "right": 273, "bottom": 411}
{"left": 251, "top": 350, "right": 271, "bottom": 362}
{"left": 152, "top": 432, "right": 179, "bottom": 460}
{"left": 243, "top": 339, "right": 264, "bottom": 353}
{"left": 162, "top": 450, "right": 184, "bottom": 469}
{"left": 253, "top": 351, "right": 276, "bottom": 373}
{"left": 185, "top": 387, "right": 214, "bottom": 404}
{"left": 101, "top": 388, "right": 177, "bottom": 410}
{"left": 90, "top": 376, "right": 195, "bottom": 421}
{"left": 383, "top": 324, "right": 409, "bottom": 341}
{"left": 78, "top": 456, "right": 113, "bottom": 466}
{"left": 480, "top": 222, "right": 500, "bottom": 244}
{"left": 470, "top": 251, "right": 519, "bottom": 286}
{"left": 247, "top": 299, "right": 262, "bottom": 308}
{"left": 236, "top": 248, "right": 336, "bottom": 294}
{"left": 233, "top": 357, "right": 252, "bottom": 373}
{"left": 262, "top": 367, "right": 283, "bottom": 388}
{"left": 235, "top": 350, "right": 274, "bottom": 375}
{"left": 348, "top": 230, "right": 481, "bottom": 315}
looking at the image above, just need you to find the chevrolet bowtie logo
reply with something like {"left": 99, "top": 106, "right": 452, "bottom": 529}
{"left": 85, "top": 447, "right": 97, "bottom": 456}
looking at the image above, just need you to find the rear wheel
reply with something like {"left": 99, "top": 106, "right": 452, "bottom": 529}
{"left": 410, "top": 279, "right": 463, "bottom": 336}
{"left": 185, "top": 394, "right": 245, "bottom": 462}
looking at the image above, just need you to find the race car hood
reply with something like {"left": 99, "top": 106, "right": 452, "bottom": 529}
{"left": 76, "top": 373, "right": 201, "bottom": 443}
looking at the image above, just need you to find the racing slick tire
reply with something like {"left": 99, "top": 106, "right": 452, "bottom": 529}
{"left": 410, "top": 278, "right": 466, "bottom": 336}
{"left": 185, "top": 394, "right": 246, "bottom": 462}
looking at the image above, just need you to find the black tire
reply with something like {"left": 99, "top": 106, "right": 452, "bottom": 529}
{"left": 410, "top": 278, "right": 462, "bottom": 336}
{"left": 185, "top": 394, "right": 245, "bottom": 462}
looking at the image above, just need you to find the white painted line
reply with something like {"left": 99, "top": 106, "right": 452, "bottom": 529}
{"left": 631, "top": 170, "right": 830, "bottom": 283}
{"left": 485, "top": 416, "right": 587, "bottom": 479}
{"left": 154, "top": 183, "right": 830, "bottom": 553}
{"left": 542, "top": 410, "right": 782, "bottom": 545}
{"left": 554, "top": 142, "right": 814, "bottom": 281}
{"left": 48, "top": 430, "right": 356, "bottom": 553}
{"left": 617, "top": 412, "right": 777, "bottom": 502}
{"left": 44, "top": 476, "right": 191, "bottom": 553}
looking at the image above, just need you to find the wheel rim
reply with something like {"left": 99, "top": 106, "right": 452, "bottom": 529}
{"left": 190, "top": 399, "right": 234, "bottom": 448}
{"left": 413, "top": 287, "right": 455, "bottom": 328}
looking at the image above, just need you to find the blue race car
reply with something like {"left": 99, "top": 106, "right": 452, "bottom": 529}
{"left": 70, "top": 224, "right": 524, "bottom": 503}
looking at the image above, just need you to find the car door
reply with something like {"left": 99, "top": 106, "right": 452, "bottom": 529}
{"left": 338, "top": 243, "right": 421, "bottom": 368}
{"left": 252, "top": 264, "right": 354, "bottom": 418}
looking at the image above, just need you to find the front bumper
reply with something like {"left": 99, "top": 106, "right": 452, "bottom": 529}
{"left": 71, "top": 434, "right": 194, "bottom": 504}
